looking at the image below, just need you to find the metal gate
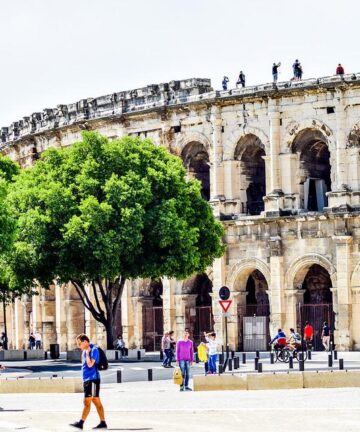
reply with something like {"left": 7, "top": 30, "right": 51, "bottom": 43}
{"left": 238, "top": 304, "right": 270, "bottom": 351}
{"left": 185, "top": 306, "right": 214, "bottom": 347}
{"left": 142, "top": 306, "right": 163, "bottom": 351}
{"left": 243, "top": 316, "right": 269, "bottom": 351}
{"left": 297, "top": 303, "right": 335, "bottom": 351}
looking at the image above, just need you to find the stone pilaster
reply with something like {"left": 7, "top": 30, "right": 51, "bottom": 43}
{"left": 264, "top": 105, "right": 284, "bottom": 215}
{"left": 209, "top": 105, "right": 224, "bottom": 217}
{"left": 162, "top": 278, "right": 176, "bottom": 333}
{"left": 14, "top": 298, "right": 25, "bottom": 349}
{"left": 121, "top": 280, "right": 134, "bottom": 348}
{"left": 284, "top": 289, "right": 304, "bottom": 332}
{"left": 269, "top": 238, "right": 285, "bottom": 335}
{"left": 131, "top": 297, "right": 152, "bottom": 349}
{"left": 332, "top": 235, "right": 352, "bottom": 349}
{"left": 174, "top": 294, "right": 197, "bottom": 341}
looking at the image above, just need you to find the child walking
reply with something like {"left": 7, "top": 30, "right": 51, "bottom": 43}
{"left": 204, "top": 331, "right": 218, "bottom": 374}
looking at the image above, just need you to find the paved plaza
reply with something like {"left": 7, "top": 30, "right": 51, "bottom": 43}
{"left": 0, "top": 380, "right": 359, "bottom": 431}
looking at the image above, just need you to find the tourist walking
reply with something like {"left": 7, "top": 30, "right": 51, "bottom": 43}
{"left": 168, "top": 330, "right": 175, "bottom": 367}
{"left": 236, "top": 71, "right": 246, "bottom": 88}
{"left": 28, "top": 332, "right": 35, "bottom": 350}
{"left": 34, "top": 331, "right": 42, "bottom": 349}
{"left": 321, "top": 321, "right": 331, "bottom": 351}
{"left": 222, "top": 76, "right": 229, "bottom": 90}
{"left": 161, "top": 331, "right": 171, "bottom": 368}
{"left": 70, "top": 334, "right": 107, "bottom": 430}
{"left": 204, "top": 331, "right": 218, "bottom": 374}
{"left": 176, "top": 328, "right": 194, "bottom": 391}
{"left": 304, "top": 321, "right": 314, "bottom": 350}
{"left": 292, "top": 59, "right": 301, "bottom": 80}
{"left": 336, "top": 63, "right": 345, "bottom": 79}
{"left": 272, "top": 62, "right": 281, "bottom": 82}
{"left": 1, "top": 332, "right": 8, "bottom": 350}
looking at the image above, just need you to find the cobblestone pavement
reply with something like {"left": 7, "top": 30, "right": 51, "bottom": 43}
{"left": 0, "top": 380, "right": 360, "bottom": 431}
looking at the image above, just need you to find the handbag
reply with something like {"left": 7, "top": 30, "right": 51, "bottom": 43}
{"left": 173, "top": 366, "right": 183, "bottom": 385}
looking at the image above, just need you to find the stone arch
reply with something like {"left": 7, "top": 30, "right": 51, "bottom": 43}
{"left": 226, "top": 258, "right": 271, "bottom": 291}
{"left": 223, "top": 126, "right": 269, "bottom": 161}
{"left": 288, "top": 123, "right": 333, "bottom": 211}
{"left": 285, "top": 254, "right": 337, "bottom": 290}
{"left": 351, "top": 261, "right": 360, "bottom": 288}
{"left": 283, "top": 118, "right": 335, "bottom": 153}
{"left": 235, "top": 133, "right": 266, "bottom": 215}
{"left": 172, "top": 131, "right": 212, "bottom": 158}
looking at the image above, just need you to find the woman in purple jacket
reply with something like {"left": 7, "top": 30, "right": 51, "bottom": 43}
{"left": 176, "top": 328, "right": 194, "bottom": 391}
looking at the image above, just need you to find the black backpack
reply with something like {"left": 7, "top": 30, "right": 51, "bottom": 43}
{"left": 96, "top": 347, "right": 109, "bottom": 371}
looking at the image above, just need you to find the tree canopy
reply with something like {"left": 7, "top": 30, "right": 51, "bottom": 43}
{"left": 7, "top": 132, "right": 225, "bottom": 346}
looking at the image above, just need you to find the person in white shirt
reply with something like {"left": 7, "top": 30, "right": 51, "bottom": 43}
{"left": 34, "top": 331, "right": 42, "bottom": 349}
{"left": 204, "top": 331, "right": 218, "bottom": 374}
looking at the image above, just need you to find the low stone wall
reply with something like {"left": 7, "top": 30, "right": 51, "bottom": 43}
{"left": 0, "top": 350, "right": 45, "bottom": 361}
{"left": 193, "top": 370, "right": 360, "bottom": 391}
{"left": 66, "top": 349, "right": 82, "bottom": 362}
{"left": 0, "top": 377, "right": 82, "bottom": 393}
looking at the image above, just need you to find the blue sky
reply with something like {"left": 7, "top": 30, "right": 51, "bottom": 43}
{"left": 0, "top": 0, "right": 359, "bottom": 126}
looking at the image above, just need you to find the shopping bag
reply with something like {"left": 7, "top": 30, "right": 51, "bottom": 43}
{"left": 197, "top": 343, "right": 208, "bottom": 362}
{"left": 173, "top": 366, "right": 183, "bottom": 385}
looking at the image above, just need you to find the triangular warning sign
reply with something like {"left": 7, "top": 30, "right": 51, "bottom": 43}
{"left": 219, "top": 300, "right": 232, "bottom": 313}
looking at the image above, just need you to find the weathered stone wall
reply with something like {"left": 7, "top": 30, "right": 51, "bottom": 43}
{"left": 1, "top": 74, "right": 360, "bottom": 350}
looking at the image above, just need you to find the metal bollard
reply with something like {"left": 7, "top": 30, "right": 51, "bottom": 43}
{"left": 299, "top": 360, "right": 304, "bottom": 371}
{"left": 44, "top": 351, "right": 48, "bottom": 360}
{"left": 148, "top": 369, "right": 153, "bottom": 381}
{"left": 334, "top": 350, "right": 338, "bottom": 360}
{"left": 195, "top": 353, "right": 199, "bottom": 364}
{"left": 307, "top": 350, "right": 311, "bottom": 360}
{"left": 254, "top": 357, "right": 259, "bottom": 371}
{"left": 234, "top": 357, "right": 239, "bottom": 369}
{"left": 160, "top": 350, "right": 164, "bottom": 361}
{"left": 117, "top": 370, "right": 122, "bottom": 383}
{"left": 258, "top": 362, "right": 263, "bottom": 373}
{"left": 330, "top": 342, "right": 333, "bottom": 353}
{"left": 270, "top": 352, "right": 274, "bottom": 364}
{"left": 218, "top": 364, "right": 223, "bottom": 375}
{"left": 289, "top": 355, "right": 293, "bottom": 369}
{"left": 115, "top": 351, "right": 119, "bottom": 361}
{"left": 339, "top": 358, "right": 344, "bottom": 370}
{"left": 231, "top": 350, "right": 235, "bottom": 359}
{"left": 226, "top": 345, "right": 230, "bottom": 359}
{"left": 242, "top": 353, "right": 246, "bottom": 364}
{"left": 228, "top": 358, "right": 233, "bottom": 371}
{"left": 256, "top": 350, "right": 260, "bottom": 358}
{"left": 137, "top": 350, "right": 141, "bottom": 361}
{"left": 222, "top": 346, "right": 224, "bottom": 356}
{"left": 328, "top": 354, "right": 333, "bottom": 367}
{"left": 24, "top": 351, "right": 27, "bottom": 360}
{"left": 219, "top": 353, "right": 224, "bottom": 365}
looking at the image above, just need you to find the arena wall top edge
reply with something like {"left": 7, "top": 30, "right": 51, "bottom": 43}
{"left": 1, "top": 73, "right": 360, "bottom": 150}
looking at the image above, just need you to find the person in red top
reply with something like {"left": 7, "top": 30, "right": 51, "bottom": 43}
{"left": 304, "top": 321, "right": 314, "bottom": 350}
{"left": 336, "top": 63, "right": 345, "bottom": 78}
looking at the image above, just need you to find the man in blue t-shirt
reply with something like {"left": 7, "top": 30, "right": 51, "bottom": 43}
{"left": 70, "top": 334, "right": 107, "bottom": 430}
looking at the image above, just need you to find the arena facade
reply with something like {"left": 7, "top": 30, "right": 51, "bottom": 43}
{"left": 1, "top": 74, "right": 360, "bottom": 351}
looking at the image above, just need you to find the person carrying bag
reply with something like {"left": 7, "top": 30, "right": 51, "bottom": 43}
{"left": 173, "top": 366, "right": 183, "bottom": 386}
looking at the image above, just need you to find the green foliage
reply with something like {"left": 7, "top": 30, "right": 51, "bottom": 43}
{"left": 8, "top": 132, "right": 225, "bottom": 288}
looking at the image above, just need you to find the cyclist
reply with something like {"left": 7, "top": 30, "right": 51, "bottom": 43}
{"left": 304, "top": 321, "right": 314, "bottom": 350}
{"left": 287, "top": 328, "right": 302, "bottom": 352}
{"left": 270, "top": 329, "right": 287, "bottom": 351}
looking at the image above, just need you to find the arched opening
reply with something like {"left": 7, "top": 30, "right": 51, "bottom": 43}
{"left": 236, "top": 269, "right": 270, "bottom": 351}
{"left": 295, "top": 264, "right": 334, "bottom": 350}
{"left": 235, "top": 134, "right": 266, "bottom": 215}
{"left": 292, "top": 129, "right": 331, "bottom": 211}
{"left": 181, "top": 142, "right": 210, "bottom": 201}
{"left": 184, "top": 273, "right": 213, "bottom": 346}
{"left": 142, "top": 279, "right": 164, "bottom": 351}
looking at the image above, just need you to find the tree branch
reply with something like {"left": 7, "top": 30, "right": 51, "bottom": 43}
{"left": 71, "top": 279, "right": 103, "bottom": 322}
{"left": 112, "top": 276, "right": 126, "bottom": 318}
{"left": 91, "top": 279, "right": 105, "bottom": 320}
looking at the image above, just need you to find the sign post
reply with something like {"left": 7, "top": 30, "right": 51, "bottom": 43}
{"left": 219, "top": 286, "right": 232, "bottom": 364}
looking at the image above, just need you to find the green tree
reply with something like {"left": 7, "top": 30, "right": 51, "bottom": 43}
{"left": 8, "top": 132, "right": 225, "bottom": 348}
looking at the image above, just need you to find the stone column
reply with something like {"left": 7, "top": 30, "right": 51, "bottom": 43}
{"left": 32, "top": 292, "right": 42, "bottom": 335}
{"left": 174, "top": 294, "right": 197, "bottom": 341}
{"left": 13, "top": 298, "right": 25, "bottom": 349}
{"left": 131, "top": 297, "right": 152, "bottom": 349}
{"left": 269, "top": 238, "right": 285, "bottom": 335}
{"left": 351, "top": 288, "right": 360, "bottom": 350}
{"left": 332, "top": 236, "right": 352, "bottom": 350}
{"left": 284, "top": 289, "right": 304, "bottom": 332}
{"left": 162, "top": 278, "right": 176, "bottom": 332}
{"left": 210, "top": 105, "right": 224, "bottom": 217}
{"left": 55, "top": 282, "right": 67, "bottom": 350}
{"left": 121, "top": 280, "right": 134, "bottom": 348}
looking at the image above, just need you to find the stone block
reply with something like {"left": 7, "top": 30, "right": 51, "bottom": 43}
{"left": 0, "top": 350, "right": 44, "bottom": 361}
{"left": 66, "top": 349, "right": 82, "bottom": 362}
{"left": 303, "top": 370, "right": 360, "bottom": 388}
{"left": 127, "top": 349, "right": 145, "bottom": 359}
{"left": 193, "top": 374, "right": 247, "bottom": 391}
{"left": 26, "top": 350, "right": 45, "bottom": 360}
{"left": 0, "top": 377, "right": 82, "bottom": 393}
{"left": 247, "top": 372, "right": 303, "bottom": 390}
